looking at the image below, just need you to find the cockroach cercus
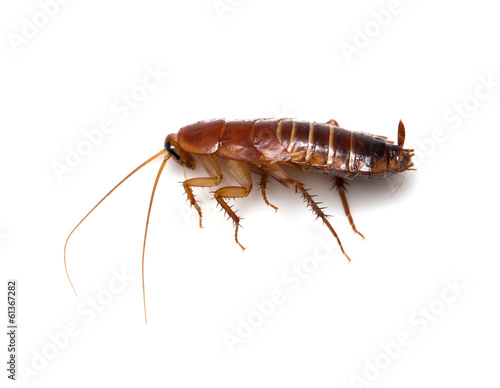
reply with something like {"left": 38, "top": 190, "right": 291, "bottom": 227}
{"left": 64, "top": 118, "right": 415, "bottom": 322}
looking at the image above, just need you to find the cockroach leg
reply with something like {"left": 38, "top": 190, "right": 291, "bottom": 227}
{"left": 214, "top": 186, "right": 250, "bottom": 250}
{"left": 213, "top": 160, "right": 252, "bottom": 251}
{"left": 248, "top": 165, "right": 279, "bottom": 211}
{"left": 182, "top": 155, "right": 223, "bottom": 228}
{"left": 334, "top": 177, "right": 365, "bottom": 239}
{"left": 183, "top": 177, "right": 222, "bottom": 227}
{"left": 261, "top": 163, "right": 351, "bottom": 262}
{"left": 259, "top": 173, "right": 278, "bottom": 212}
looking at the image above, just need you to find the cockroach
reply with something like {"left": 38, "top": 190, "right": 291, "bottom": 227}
{"left": 64, "top": 118, "right": 415, "bottom": 322}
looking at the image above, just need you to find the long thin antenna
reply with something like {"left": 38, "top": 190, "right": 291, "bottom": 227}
{"left": 142, "top": 153, "right": 170, "bottom": 324}
{"left": 64, "top": 149, "right": 166, "bottom": 297}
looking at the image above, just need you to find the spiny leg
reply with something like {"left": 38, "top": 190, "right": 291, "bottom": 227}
{"left": 248, "top": 165, "right": 279, "bottom": 211}
{"left": 334, "top": 177, "right": 365, "bottom": 239}
{"left": 182, "top": 155, "right": 222, "bottom": 228}
{"left": 183, "top": 178, "right": 220, "bottom": 227}
{"left": 214, "top": 186, "right": 251, "bottom": 250}
{"left": 259, "top": 173, "right": 278, "bottom": 212}
{"left": 262, "top": 163, "right": 351, "bottom": 262}
{"left": 214, "top": 160, "right": 252, "bottom": 250}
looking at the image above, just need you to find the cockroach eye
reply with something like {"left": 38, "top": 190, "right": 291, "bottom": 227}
{"left": 165, "top": 141, "right": 181, "bottom": 161}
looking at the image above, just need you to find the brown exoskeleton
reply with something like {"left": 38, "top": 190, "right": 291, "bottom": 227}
{"left": 65, "top": 118, "right": 415, "bottom": 322}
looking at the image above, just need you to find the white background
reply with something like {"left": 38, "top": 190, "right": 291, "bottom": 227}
{"left": 1, "top": 0, "right": 499, "bottom": 387}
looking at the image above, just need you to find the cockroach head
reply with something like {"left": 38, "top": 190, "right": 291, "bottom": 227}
{"left": 164, "top": 134, "right": 195, "bottom": 169}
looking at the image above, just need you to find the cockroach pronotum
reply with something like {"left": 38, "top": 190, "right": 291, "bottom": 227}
{"left": 64, "top": 118, "right": 415, "bottom": 322}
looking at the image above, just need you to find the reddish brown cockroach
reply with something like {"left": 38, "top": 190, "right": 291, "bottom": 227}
{"left": 64, "top": 118, "right": 415, "bottom": 322}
